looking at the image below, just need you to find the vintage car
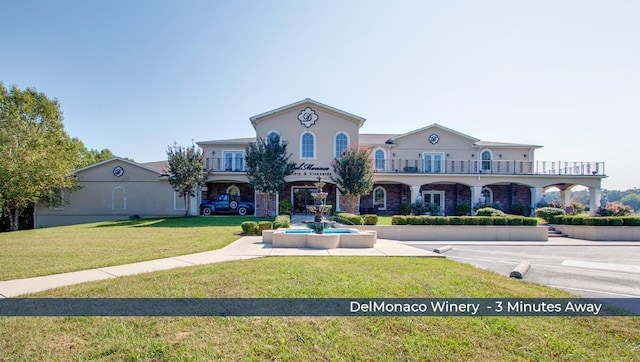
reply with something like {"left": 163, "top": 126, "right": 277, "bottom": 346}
{"left": 199, "top": 194, "right": 254, "bottom": 216}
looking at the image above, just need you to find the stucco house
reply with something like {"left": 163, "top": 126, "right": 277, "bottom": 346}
{"left": 198, "top": 98, "right": 606, "bottom": 217}
{"left": 35, "top": 157, "right": 197, "bottom": 228}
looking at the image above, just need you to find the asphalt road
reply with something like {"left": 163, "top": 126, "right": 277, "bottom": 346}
{"left": 407, "top": 238, "right": 640, "bottom": 314}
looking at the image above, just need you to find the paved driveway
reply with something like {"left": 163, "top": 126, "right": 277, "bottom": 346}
{"left": 407, "top": 238, "right": 640, "bottom": 313}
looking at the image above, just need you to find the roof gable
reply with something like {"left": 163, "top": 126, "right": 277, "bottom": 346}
{"left": 74, "top": 157, "right": 167, "bottom": 177}
{"left": 388, "top": 123, "right": 479, "bottom": 144}
{"left": 249, "top": 98, "right": 366, "bottom": 129}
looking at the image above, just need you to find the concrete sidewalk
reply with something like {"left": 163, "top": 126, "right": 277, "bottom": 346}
{"left": 0, "top": 237, "right": 442, "bottom": 298}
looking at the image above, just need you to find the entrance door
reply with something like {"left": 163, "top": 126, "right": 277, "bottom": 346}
{"left": 292, "top": 188, "right": 315, "bottom": 213}
{"left": 422, "top": 191, "right": 445, "bottom": 215}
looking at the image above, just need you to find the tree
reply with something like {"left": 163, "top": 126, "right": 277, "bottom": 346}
{"left": 166, "top": 143, "right": 205, "bottom": 217}
{"left": 0, "top": 83, "right": 79, "bottom": 231}
{"left": 71, "top": 137, "right": 115, "bottom": 169}
{"left": 245, "top": 135, "right": 296, "bottom": 217}
{"left": 620, "top": 194, "right": 640, "bottom": 213}
{"left": 331, "top": 146, "right": 374, "bottom": 214}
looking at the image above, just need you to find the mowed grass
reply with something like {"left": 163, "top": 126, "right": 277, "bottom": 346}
{"left": 1, "top": 257, "right": 639, "bottom": 361}
{"left": 0, "top": 216, "right": 263, "bottom": 280}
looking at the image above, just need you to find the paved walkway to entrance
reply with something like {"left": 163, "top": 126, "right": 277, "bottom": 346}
{"left": 0, "top": 236, "right": 442, "bottom": 298}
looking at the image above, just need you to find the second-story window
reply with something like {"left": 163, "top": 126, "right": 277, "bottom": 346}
{"left": 224, "top": 151, "right": 244, "bottom": 171}
{"left": 335, "top": 132, "right": 348, "bottom": 158}
{"left": 481, "top": 150, "right": 492, "bottom": 172}
{"left": 266, "top": 131, "right": 280, "bottom": 145}
{"left": 301, "top": 132, "right": 315, "bottom": 159}
{"left": 374, "top": 149, "right": 385, "bottom": 171}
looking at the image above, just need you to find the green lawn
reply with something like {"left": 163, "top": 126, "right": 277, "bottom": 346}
{"left": 1, "top": 257, "right": 639, "bottom": 361}
{"left": 0, "top": 216, "right": 265, "bottom": 280}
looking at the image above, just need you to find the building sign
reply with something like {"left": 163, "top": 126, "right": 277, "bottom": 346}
{"left": 292, "top": 162, "right": 332, "bottom": 177}
{"left": 298, "top": 107, "right": 318, "bottom": 128}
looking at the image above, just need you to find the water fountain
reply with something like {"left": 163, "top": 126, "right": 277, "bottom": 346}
{"left": 267, "top": 176, "right": 377, "bottom": 249}
{"left": 306, "top": 177, "right": 332, "bottom": 234}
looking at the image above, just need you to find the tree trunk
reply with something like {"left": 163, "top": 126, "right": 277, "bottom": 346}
{"left": 9, "top": 206, "right": 22, "bottom": 232}
{"left": 184, "top": 192, "right": 190, "bottom": 218}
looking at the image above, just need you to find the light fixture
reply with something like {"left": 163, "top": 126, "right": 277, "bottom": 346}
{"left": 446, "top": 153, "right": 450, "bottom": 157}
{"left": 523, "top": 154, "right": 527, "bottom": 158}
{"left": 499, "top": 154, "right": 502, "bottom": 158}
{"left": 212, "top": 150, "right": 216, "bottom": 155}
{"left": 392, "top": 152, "right": 395, "bottom": 157}
{"left": 471, "top": 154, "right": 475, "bottom": 158}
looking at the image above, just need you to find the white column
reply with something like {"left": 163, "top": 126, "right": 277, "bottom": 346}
{"left": 589, "top": 186, "right": 602, "bottom": 215}
{"left": 410, "top": 185, "right": 421, "bottom": 203}
{"left": 470, "top": 186, "right": 483, "bottom": 207}
{"left": 189, "top": 194, "right": 199, "bottom": 216}
{"left": 336, "top": 188, "right": 341, "bottom": 212}
{"left": 559, "top": 189, "right": 571, "bottom": 208}
{"left": 530, "top": 187, "right": 543, "bottom": 215}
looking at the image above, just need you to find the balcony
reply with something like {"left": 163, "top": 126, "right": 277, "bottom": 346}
{"left": 373, "top": 159, "right": 605, "bottom": 176}
{"left": 204, "top": 157, "right": 246, "bottom": 172}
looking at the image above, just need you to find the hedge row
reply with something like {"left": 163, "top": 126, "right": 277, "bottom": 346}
{"left": 241, "top": 215, "right": 292, "bottom": 235}
{"left": 391, "top": 215, "right": 537, "bottom": 226}
{"left": 549, "top": 215, "right": 640, "bottom": 226}
{"left": 334, "top": 212, "right": 364, "bottom": 225}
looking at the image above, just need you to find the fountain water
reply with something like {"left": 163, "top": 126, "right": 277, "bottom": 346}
{"left": 306, "top": 177, "right": 332, "bottom": 234}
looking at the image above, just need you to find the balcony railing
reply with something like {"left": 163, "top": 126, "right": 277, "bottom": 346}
{"left": 204, "top": 157, "right": 605, "bottom": 176}
{"left": 373, "top": 159, "right": 605, "bottom": 176}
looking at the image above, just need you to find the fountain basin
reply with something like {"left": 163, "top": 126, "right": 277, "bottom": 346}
{"left": 269, "top": 228, "right": 377, "bottom": 249}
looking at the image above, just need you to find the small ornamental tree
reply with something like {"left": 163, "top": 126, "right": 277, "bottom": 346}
{"left": 331, "top": 147, "right": 374, "bottom": 214}
{"left": 245, "top": 135, "right": 296, "bottom": 217}
{"left": 166, "top": 143, "right": 205, "bottom": 217}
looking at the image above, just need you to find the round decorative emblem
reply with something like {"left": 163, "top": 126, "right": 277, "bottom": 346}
{"left": 113, "top": 166, "right": 125, "bottom": 177}
{"left": 429, "top": 134, "right": 440, "bottom": 145}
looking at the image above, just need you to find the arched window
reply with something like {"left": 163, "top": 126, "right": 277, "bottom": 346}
{"left": 335, "top": 132, "right": 349, "bottom": 158}
{"left": 481, "top": 150, "right": 492, "bottom": 172}
{"left": 227, "top": 185, "right": 240, "bottom": 197}
{"left": 374, "top": 187, "right": 386, "bottom": 210}
{"left": 112, "top": 187, "right": 126, "bottom": 210}
{"left": 266, "top": 131, "right": 280, "bottom": 145}
{"left": 374, "top": 149, "right": 385, "bottom": 171}
{"left": 301, "top": 132, "right": 315, "bottom": 159}
{"left": 481, "top": 187, "right": 493, "bottom": 205}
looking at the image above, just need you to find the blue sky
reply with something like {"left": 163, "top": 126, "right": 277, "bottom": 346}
{"left": 2, "top": 0, "right": 638, "bottom": 190}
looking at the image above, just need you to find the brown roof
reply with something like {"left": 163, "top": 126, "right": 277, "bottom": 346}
{"left": 141, "top": 160, "right": 170, "bottom": 174}
{"left": 358, "top": 133, "right": 397, "bottom": 145}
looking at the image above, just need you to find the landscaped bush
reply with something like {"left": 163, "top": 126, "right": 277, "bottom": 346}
{"left": 335, "top": 212, "right": 363, "bottom": 225}
{"left": 257, "top": 221, "right": 272, "bottom": 235}
{"left": 622, "top": 217, "right": 640, "bottom": 226}
{"left": 407, "top": 216, "right": 423, "bottom": 225}
{"left": 433, "top": 217, "right": 448, "bottom": 225}
{"left": 535, "top": 207, "right": 566, "bottom": 222}
{"left": 492, "top": 217, "right": 508, "bottom": 225}
{"left": 455, "top": 204, "right": 472, "bottom": 216}
{"left": 272, "top": 215, "right": 290, "bottom": 229}
{"left": 391, "top": 215, "right": 407, "bottom": 225}
{"left": 607, "top": 217, "right": 624, "bottom": 226}
{"left": 241, "top": 221, "right": 258, "bottom": 235}
{"left": 462, "top": 217, "right": 479, "bottom": 225}
{"left": 523, "top": 218, "right": 538, "bottom": 226}
{"left": 584, "top": 217, "right": 608, "bottom": 226}
{"left": 398, "top": 202, "right": 411, "bottom": 216}
{"left": 597, "top": 202, "right": 633, "bottom": 217}
{"left": 510, "top": 203, "right": 529, "bottom": 216}
{"left": 569, "top": 216, "right": 586, "bottom": 225}
{"left": 448, "top": 216, "right": 463, "bottom": 225}
{"left": 476, "top": 217, "right": 493, "bottom": 225}
{"left": 475, "top": 207, "right": 505, "bottom": 217}
{"left": 507, "top": 217, "right": 523, "bottom": 226}
{"left": 362, "top": 214, "right": 378, "bottom": 225}
{"left": 278, "top": 199, "right": 293, "bottom": 214}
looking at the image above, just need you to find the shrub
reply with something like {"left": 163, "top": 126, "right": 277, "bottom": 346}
{"left": 257, "top": 221, "right": 272, "bottom": 235}
{"left": 569, "top": 201, "right": 586, "bottom": 215}
{"left": 622, "top": 217, "right": 640, "bottom": 226}
{"left": 426, "top": 204, "right": 443, "bottom": 216}
{"left": 548, "top": 215, "right": 566, "bottom": 224}
{"left": 336, "top": 212, "right": 363, "bottom": 225}
{"left": 535, "top": 207, "right": 566, "bottom": 222}
{"left": 597, "top": 202, "right": 633, "bottom": 217}
{"left": 433, "top": 217, "right": 448, "bottom": 225}
{"left": 569, "top": 217, "right": 586, "bottom": 225}
{"left": 278, "top": 199, "right": 292, "bottom": 214}
{"left": 398, "top": 202, "right": 411, "bottom": 216}
{"left": 475, "top": 207, "right": 505, "bottom": 217}
{"left": 411, "top": 201, "right": 426, "bottom": 215}
{"left": 510, "top": 203, "right": 529, "bottom": 216}
{"left": 455, "top": 204, "right": 471, "bottom": 216}
{"left": 523, "top": 218, "right": 538, "bottom": 226}
{"left": 607, "top": 217, "right": 624, "bottom": 226}
{"left": 448, "top": 216, "right": 463, "bottom": 225}
{"left": 407, "top": 216, "right": 422, "bottom": 225}
{"left": 477, "top": 217, "right": 493, "bottom": 225}
{"left": 462, "top": 217, "right": 479, "bottom": 225}
{"left": 362, "top": 214, "right": 378, "bottom": 225}
{"left": 585, "top": 218, "right": 608, "bottom": 226}
{"left": 391, "top": 215, "right": 407, "bottom": 225}
{"left": 492, "top": 217, "right": 508, "bottom": 225}
{"left": 241, "top": 221, "right": 258, "bottom": 235}
{"left": 272, "top": 215, "right": 290, "bottom": 229}
{"left": 507, "top": 217, "right": 523, "bottom": 226}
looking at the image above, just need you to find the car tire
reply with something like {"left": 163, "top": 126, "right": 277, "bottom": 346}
{"left": 202, "top": 207, "right": 213, "bottom": 216}
{"left": 230, "top": 200, "right": 238, "bottom": 210}
{"left": 238, "top": 206, "right": 248, "bottom": 216}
